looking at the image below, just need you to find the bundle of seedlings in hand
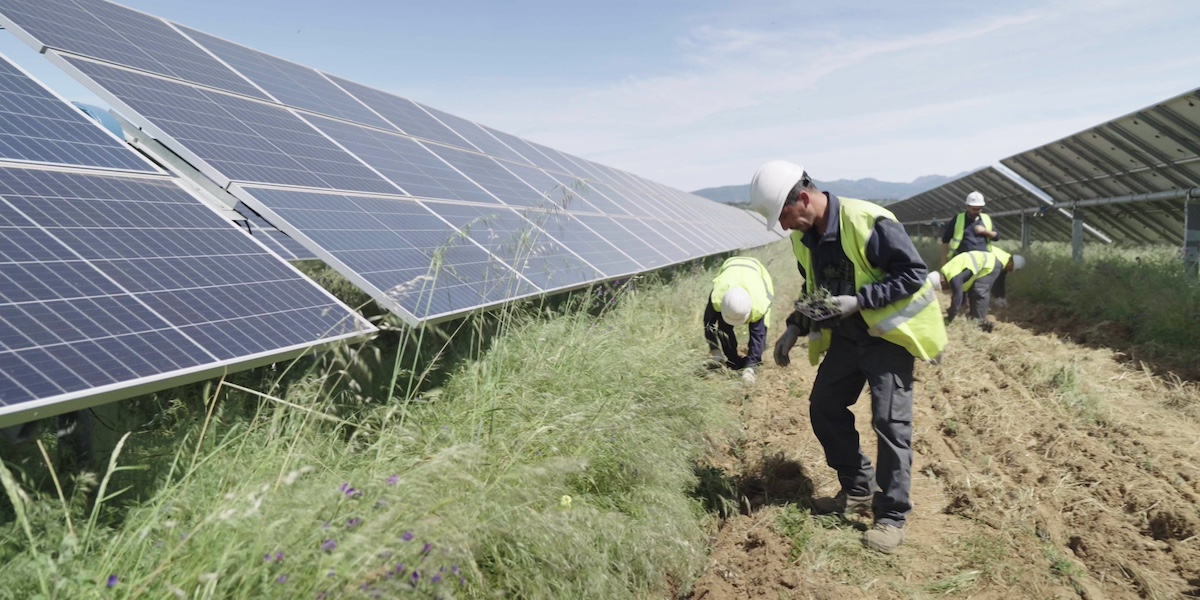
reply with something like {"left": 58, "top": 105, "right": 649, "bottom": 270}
{"left": 793, "top": 288, "right": 840, "bottom": 321}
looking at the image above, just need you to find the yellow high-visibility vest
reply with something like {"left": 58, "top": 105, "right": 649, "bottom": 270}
{"left": 711, "top": 256, "right": 774, "bottom": 325}
{"left": 939, "top": 250, "right": 997, "bottom": 292}
{"left": 949, "top": 212, "right": 994, "bottom": 252}
{"left": 791, "top": 198, "right": 948, "bottom": 365}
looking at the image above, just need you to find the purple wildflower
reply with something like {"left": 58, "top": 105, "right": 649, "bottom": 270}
{"left": 451, "top": 566, "right": 460, "bottom": 576}
{"left": 339, "top": 483, "right": 359, "bottom": 498}
{"left": 421, "top": 543, "right": 433, "bottom": 555}
{"left": 386, "top": 474, "right": 399, "bottom": 486}
{"left": 401, "top": 531, "right": 414, "bottom": 542}
{"left": 275, "top": 551, "right": 284, "bottom": 563}
{"left": 411, "top": 571, "right": 420, "bottom": 586}
{"left": 395, "top": 563, "right": 406, "bottom": 576}
{"left": 321, "top": 539, "right": 337, "bottom": 553}
{"left": 106, "top": 575, "right": 118, "bottom": 588}
{"left": 460, "top": 577, "right": 466, "bottom": 586}
{"left": 276, "top": 575, "right": 288, "bottom": 584}
{"left": 263, "top": 554, "right": 271, "bottom": 563}
{"left": 327, "top": 571, "right": 336, "bottom": 578}
{"left": 432, "top": 574, "right": 442, "bottom": 584}
{"left": 346, "top": 517, "right": 362, "bottom": 529}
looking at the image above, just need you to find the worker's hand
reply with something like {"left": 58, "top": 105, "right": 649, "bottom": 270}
{"left": 773, "top": 324, "right": 804, "bottom": 367}
{"left": 831, "top": 295, "right": 860, "bottom": 317}
{"left": 973, "top": 225, "right": 988, "bottom": 235}
{"left": 944, "top": 314, "right": 955, "bottom": 326}
{"left": 741, "top": 368, "right": 756, "bottom": 384}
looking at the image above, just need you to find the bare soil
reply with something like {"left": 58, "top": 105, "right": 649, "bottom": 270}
{"left": 687, "top": 301, "right": 1200, "bottom": 599}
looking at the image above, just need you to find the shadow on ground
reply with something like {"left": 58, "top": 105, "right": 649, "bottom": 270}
{"left": 694, "top": 453, "right": 815, "bottom": 518}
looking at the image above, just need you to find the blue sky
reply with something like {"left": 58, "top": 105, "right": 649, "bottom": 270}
{"left": 2, "top": 0, "right": 1198, "bottom": 191}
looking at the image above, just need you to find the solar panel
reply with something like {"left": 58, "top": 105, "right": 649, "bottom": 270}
{"left": 524, "top": 210, "right": 643, "bottom": 278}
{"left": 0, "top": 168, "right": 371, "bottom": 425}
{"left": 300, "top": 114, "right": 498, "bottom": 204}
{"left": 418, "top": 104, "right": 531, "bottom": 165}
{"left": 60, "top": 55, "right": 398, "bottom": 194}
{"left": 327, "top": 75, "right": 473, "bottom": 148}
{"left": 570, "top": 214, "right": 672, "bottom": 268}
{"left": 421, "top": 201, "right": 601, "bottom": 291}
{"left": 234, "top": 185, "right": 535, "bottom": 321}
{"left": 0, "top": 0, "right": 784, "bottom": 330}
{"left": 0, "top": 57, "right": 154, "bottom": 172}
{"left": 424, "top": 145, "right": 550, "bottom": 208}
{"left": 0, "top": 0, "right": 266, "bottom": 99}
{"left": 233, "top": 202, "right": 317, "bottom": 261}
{"left": 180, "top": 26, "right": 394, "bottom": 130}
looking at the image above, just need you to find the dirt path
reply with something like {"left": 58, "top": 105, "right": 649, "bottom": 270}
{"left": 688, "top": 302, "right": 1200, "bottom": 599}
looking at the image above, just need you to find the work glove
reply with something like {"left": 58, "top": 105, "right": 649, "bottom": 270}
{"left": 741, "top": 367, "right": 756, "bottom": 384}
{"left": 773, "top": 324, "right": 804, "bottom": 367}
{"left": 831, "top": 295, "right": 860, "bottom": 317}
{"left": 944, "top": 314, "right": 955, "bottom": 326}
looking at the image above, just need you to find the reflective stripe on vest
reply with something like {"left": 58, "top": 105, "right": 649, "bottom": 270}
{"left": 869, "top": 287, "right": 936, "bottom": 336}
{"left": 950, "top": 212, "right": 994, "bottom": 252}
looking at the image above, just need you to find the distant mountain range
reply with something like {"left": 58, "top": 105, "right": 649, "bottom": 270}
{"left": 693, "top": 174, "right": 957, "bottom": 207}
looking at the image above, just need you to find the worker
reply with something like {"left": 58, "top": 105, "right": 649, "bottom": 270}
{"left": 704, "top": 256, "right": 774, "bottom": 384}
{"left": 749, "top": 160, "right": 947, "bottom": 554}
{"left": 940, "top": 191, "right": 998, "bottom": 266}
{"left": 928, "top": 248, "right": 1024, "bottom": 332}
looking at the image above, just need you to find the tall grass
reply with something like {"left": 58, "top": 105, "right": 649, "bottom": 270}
{"left": 0, "top": 245, "right": 763, "bottom": 599}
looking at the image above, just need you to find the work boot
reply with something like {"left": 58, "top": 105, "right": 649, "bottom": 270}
{"left": 811, "top": 491, "right": 872, "bottom": 516}
{"left": 862, "top": 523, "right": 905, "bottom": 553}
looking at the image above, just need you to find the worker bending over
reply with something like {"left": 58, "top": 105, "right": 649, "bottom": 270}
{"left": 750, "top": 160, "right": 947, "bottom": 554}
{"left": 929, "top": 248, "right": 1024, "bottom": 332}
{"left": 704, "top": 255, "right": 774, "bottom": 383}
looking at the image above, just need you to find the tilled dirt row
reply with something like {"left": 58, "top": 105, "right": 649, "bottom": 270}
{"left": 686, "top": 305, "right": 1200, "bottom": 599}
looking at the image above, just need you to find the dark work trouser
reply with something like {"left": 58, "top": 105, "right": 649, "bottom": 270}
{"left": 968, "top": 269, "right": 999, "bottom": 321}
{"left": 809, "top": 334, "right": 914, "bottom": 527}
{"left": 703, "top": 300, "right": 738, "bottom": 368}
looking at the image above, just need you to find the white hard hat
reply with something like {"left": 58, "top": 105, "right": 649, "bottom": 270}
{"left": 965, "top": 191, "right": 985, "bottom": 207}
{"left": 750, "top": 160, "right": 806, "bottom": 230}
{"left": 1011, "top": 255, "right": 1026, "bottom": 271}
{"left": 721, "top": 287, "right": 752, "bottom": 326}
{"left": 926, "top": 271, "right": 943, "bottom": 292}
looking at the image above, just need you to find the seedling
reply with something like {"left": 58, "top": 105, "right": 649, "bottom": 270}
{"left": 794, "top": 288, "right": 840, "bottom": 321}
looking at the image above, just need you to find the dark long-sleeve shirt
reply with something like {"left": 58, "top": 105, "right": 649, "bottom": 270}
{"left": 703, "top": 300, "right": 766, "bottom": 369}
{"left": 941, "top": 212, "right": 1000, "bottom": 253}
{"left": 786, "top": 193, "right": 928, "bottom": 341}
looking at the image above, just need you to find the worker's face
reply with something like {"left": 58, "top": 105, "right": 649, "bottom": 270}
{"left": 966, "top": 206, "right": 983, "bottom": 219}
{"left": 778, "top": 193, "right": 815, "bottom": 231}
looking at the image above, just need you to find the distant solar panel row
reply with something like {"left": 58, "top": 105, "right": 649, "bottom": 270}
{"left": 0, "top": 0, "right": 780, "bottom": 327}
{"left": 0, "top": 52, "right": 371, "bottom": 426}
{"left": 890, "top": 88, "right": 1200, "bottom": 247}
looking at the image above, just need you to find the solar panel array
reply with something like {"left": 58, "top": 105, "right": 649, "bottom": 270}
{"left": 890, "top": 87, "right": 1200, "bottom": 247}
{"left": 0, "top": 52, "right": 373, "bottom": 427}
{"left": 0, "top": 0, "right": 781, "bottom": 325}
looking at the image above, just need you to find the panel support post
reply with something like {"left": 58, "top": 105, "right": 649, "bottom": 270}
{"left": 1185, "top": 197, "right": 1200, "bottom": 275}
{"left": 1020, "top": 212, "right": 1031, "bottom": 252}
{"left": 1072, "top": 208, "right": 1084, "bottom": 263}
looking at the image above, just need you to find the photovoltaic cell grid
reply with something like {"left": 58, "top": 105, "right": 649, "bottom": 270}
{"left": 0, "top": 168, "right": 370, "bottom": 423}
{"left": 0, "top": 0, "right": 266, "bottom": 99}
{"left": 59, "top": 56, "right": 399, "bottom": 194}
{"left": 233, "top": 202, "right": 317, "bottom": 262}
{"left": 0, "top": 56, "right": 153, "bottom": 171}
{"left": 0, "top": 0, "right": 781, "bottom": 327}
{"left": 236, "top": 186, "right": 537, "bottom": 321}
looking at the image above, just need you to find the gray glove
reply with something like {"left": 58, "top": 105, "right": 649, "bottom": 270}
{"left": 773, "top": 324, "right": 804, "bottom": 367}
{"left": 741, "top": 367, "right": 756, "bottom": 384}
